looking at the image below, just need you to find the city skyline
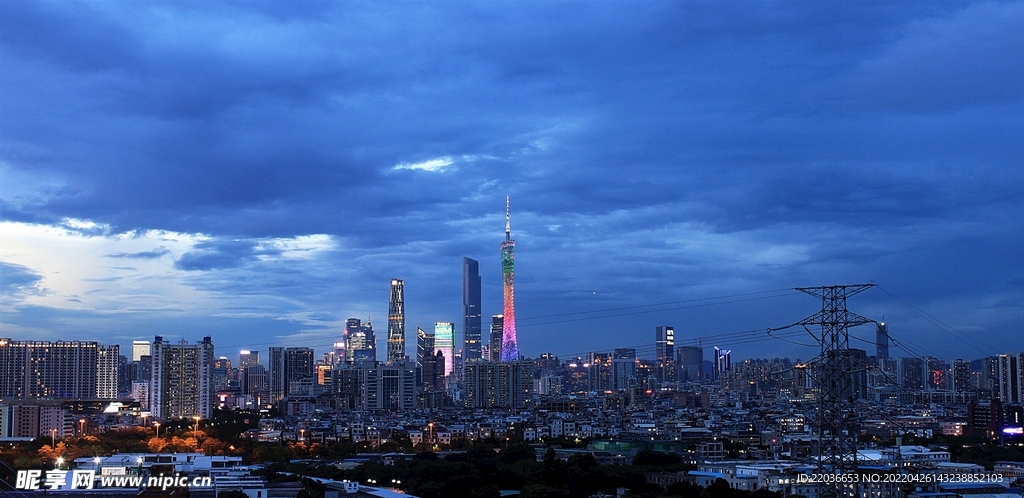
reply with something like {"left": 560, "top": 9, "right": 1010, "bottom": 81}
{"left": 0, "top": 2, "right": 1021, "bottom": 362}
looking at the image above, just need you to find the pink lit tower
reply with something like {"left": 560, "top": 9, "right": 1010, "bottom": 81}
{"left": 500, "top": 196, "right": 519, "bottom": 362}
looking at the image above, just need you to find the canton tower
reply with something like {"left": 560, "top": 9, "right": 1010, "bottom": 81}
{"left": 500, "top": 196, "right": 519, "bottom": 362}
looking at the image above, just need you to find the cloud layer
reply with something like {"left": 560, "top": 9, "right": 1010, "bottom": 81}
{"left": 1, "top": 1, "right": 1021, "bottom": 361}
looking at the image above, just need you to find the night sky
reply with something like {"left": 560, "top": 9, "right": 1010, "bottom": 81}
{"left": 1, "top": 1, "right": 1021, "bottom": 363}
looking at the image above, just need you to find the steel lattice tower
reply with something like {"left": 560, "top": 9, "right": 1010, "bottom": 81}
{"left": 387, "top": 279, "right": 406, "bottom": 364}
{"left": 795, "top": 284, "right": 874, "bottom": 498}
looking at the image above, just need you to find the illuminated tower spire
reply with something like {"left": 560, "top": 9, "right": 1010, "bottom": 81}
{"left": 500, "top": 197, "right": 519, "bottom": 362}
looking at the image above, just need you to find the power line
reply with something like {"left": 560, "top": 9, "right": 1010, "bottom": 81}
{"left": 873, "top": 284, "right": 998, "bottom": 357}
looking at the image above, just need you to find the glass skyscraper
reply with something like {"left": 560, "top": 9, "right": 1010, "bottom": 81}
{"left": 463, "top": 257, "right": 482, "bottom": 361}
{"left": 387, "top": 279, "right": 406, "bottom": 364}
{"left": 434, "top": 322, "right": 455, "bottom": 377}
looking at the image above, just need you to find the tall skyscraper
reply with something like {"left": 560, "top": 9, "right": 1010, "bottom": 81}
{"left": 655, "top": 326, "right": 675, "bottom": 363}
{"left": 150, "top": 336, "right": 214, "bottom": 419}
{"left": 434, "top": 322, "right": 456, "bottom": 378}
{"left": 677, "top": 346, "right": 703, "bottom": 381}
{"left": 463, "top": 257, "right": 482, "bottom": 361}
{"left": 489, "top": 314, "right": 504, "bottom": 362}
{"left": 876, "top": 322, "right": 889, "bottom": 360}
{"left": 997, "top": 353, "right": 1021, "bottom": 404}
{"left": 132, "top": 340, "right": 151, "bottom": 362}
{"left": 500, "top": 197, "right": 519, "bottom": 362}
{"left": 387, "top": 279, "right": 406, "bottom": 364}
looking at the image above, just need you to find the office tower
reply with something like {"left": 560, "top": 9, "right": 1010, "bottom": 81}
{"left": 464, "top": 360, "right": 534, "bottom": 408}
{"left": 239, "top": 350, "right": 260, "bottom": 368}
{"left": 0, "top": 339, "right": 99, "bottom": 398}
{"left": 997, "top": 353, "right": 1021, "bottom": 403}
{"left": 273, "top": 347, "right": 315, "bottom": 399}
{"left": 677, "top": 346, "right": 703, "bottom": 381}
{"left": 489, "top": 315, "right": 504, "bottom": 361}
{"left": 434, "top": 322, "right": 456, "bottom": 378}
{"left": 875, "top": 322, "right": 889, "bottom": 360}
{"left": 242, "top": 364, "right": 268, "bottom": 402}
{"left": 500, "top": 197, "right": 519, "bottom": 362}
{"left": 416, "top": 327, "right": 434, "bottom": 365}
{"left": 212, "top": 357, "right": 230, "bottom": 393}
{"left": 953, "top": 359, "right": 971, "bottom": 393}
{"left": 613, "top": 348, "right": 636, "bottom": 359}
{"left": 132, "top": 341, "right": 151, "bottom": 362}
{"left": 421, "top": 351, "right": 445, "bottom": 393}
{"left": 96, "top": 344, "right": 120, "bottom": 399}
{"left": 463, "top": 257, "right": 483, "bottom": 361}
{"left": 150, "top": 336, "right": 214, "bottom": 419}
{"left": 387, "top": 279, "right": 406, "bottom": 364}
{"left": 713, "top": 347, "right": 731, "bottom": 380}
{"left": 360, "top": 361, "right": 419, "bottom": 410}
{"left": 333, "top": 341, "right": 346, "bottom": 366}
{"left": 118, "top": 355, "right": 132, "bottom": 395}
{"left": 612, "top": 357, "right": 637, "bottom": 390}
{"left": 655, "top": 326, "right": 675, "bottom": 363}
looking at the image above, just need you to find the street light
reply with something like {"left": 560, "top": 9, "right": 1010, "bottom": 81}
{"left": 51, "top": 428, "right": 56, "bottom": 448}
{"left": 154, "top": 422, "right": 161, "bottom": 438}
{"left": 79, "top": 418, "right": 86, "bottom": 436}
{"left": 56, "top": 457, "right": 63, "bottom": 470}
{"left": 193, "top": 416, "right": 201, "bottom": 434}
{"left": 300, "top": 428, "right": 305, "bottom": 443}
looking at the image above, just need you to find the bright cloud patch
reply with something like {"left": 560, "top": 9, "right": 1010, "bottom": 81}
{"left": 393, "top": 156, "right": 454, "bottom": 172}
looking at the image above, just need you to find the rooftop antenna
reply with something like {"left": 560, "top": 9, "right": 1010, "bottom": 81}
{"left": 505, "top": 196, "right": 511, "bottom": 241}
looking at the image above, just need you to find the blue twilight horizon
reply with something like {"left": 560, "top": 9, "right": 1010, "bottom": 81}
{"left": 0, "top": 1, "right": 1021, "bottom": 363}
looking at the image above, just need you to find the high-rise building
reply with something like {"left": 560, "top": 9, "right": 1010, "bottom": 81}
{"left": 900, "top": 357, "right": 925, "bottom": 390}
{"left": 952, "top": 359, "right": 971, "bottom": 393}
{"left": 500, "top": 197, "right": 519, "bottom": 362}
{"left": 333, "top": 342, "right": 346, "bottom": 366}
{"left": 655, "top": 326, "right": 675, "bottom": 363}
{"left": 463, "top": 257, "right": 483, "bottom": 362}
{"left": 434, "top": 322, "right": 456, "bottom": 378}
{"left": 387, "top": 279, "right": 406, "bottom": 364}
{"left": 270, "top": 347, "right": 315, "bottom": 400}
{"left": 150, "top": 336, "right": 214, "bottom": 419}
{"left": 96, "top": 344, "right": 120, "bottom": 399}
{"left": 360, "top": 361, "right": 419, "bottom": 410}
{"left": 345, "top": 318, "right": 377, "bottom": 363}
{"left": 239, "top": 350, "right": 260, "bottom": 368}
{"left": 677, "top": 346, "right": 703, "bottom": 381}
{"left": 489, "top": 314, "right": 504, "bottom": 362}
{"left": 997, "top": 353, "right": 1021, "bottom": 404}
{"left": 464, "top": 360, "right": 534, "bottom": 408}
{"left": 875, "top": 322, "right": 889, "bottom": 360}
{"left": 416, "top": 327, "right": 435, "bottom": 366}
{"left": 132, "top": 341, "right": 151, "bottom": 362}
{"left": 421, "top": 351, "right": 445, "bottom": 393}
{"left": 713, "top": 347, "right": 731, "bottom": 380}
{"left": 0, "top": 339, "right": 99, "bottom": 398}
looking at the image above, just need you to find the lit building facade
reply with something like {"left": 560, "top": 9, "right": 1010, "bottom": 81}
{"left": 464, "top": 360, "right": 534, "bottom": 408}
{"left": 434, "top": 322, "right": 456, "bottom": 378}
{"left": 96, "top": 344, "right": 120, "bottom": 399}
{"left": 150, "top": 336, "right": 214, "bottom": 419}
{"left": 489, "top": 314, "right": 504, "bottom": 362}
{"left": 0, "top": 338, "right": 100, "bottom": 398}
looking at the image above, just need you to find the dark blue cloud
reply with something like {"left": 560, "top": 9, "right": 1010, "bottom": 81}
{"left": 0, "top": 0, "right": 1021, "bottom": 360}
